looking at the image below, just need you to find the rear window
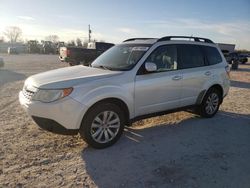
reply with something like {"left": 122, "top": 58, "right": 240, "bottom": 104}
{"left": 178, "top": 44, "right": 205, "bottom": 69}
{"left": 203, "top": 46, "right": 222, "bottom": 65}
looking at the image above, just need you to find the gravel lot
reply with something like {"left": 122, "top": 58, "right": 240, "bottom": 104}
{"left": 0, "top": 54, "right": 250, "bottom": 188}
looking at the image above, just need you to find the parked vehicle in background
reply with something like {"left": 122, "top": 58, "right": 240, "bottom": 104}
{"left": 41, "top": 41, "right": 56, "bottom": 54}
{"left": 7, "top": 47, "right": 19, "bottom": 54}
{"left": 239, "top": 54, "right": 248, "bottom": 64}
{"left": 27, "top": 40, "right": 41, "bottom": 54}
{"left": 0, "top": 57, "right": 4, "bottom": 68}
{"left": 224, "top": 52, "right": 239, "bottom": 64}
{"left": 59, "top": 42, "right": 114, "bottom": 66}
{"left": 19, "top": 36, "right": 230, "bottom": 149}
{"left": 225, "top": 52, "right": 248, "bottom": 64}
{"left": 56, "top": 42, "right": 65, "bottom": 54}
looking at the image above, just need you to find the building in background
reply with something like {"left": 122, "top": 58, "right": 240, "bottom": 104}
{"left": 217, "top": 43, "right": 235, "bottom": 54}
{"left": 0, "top": 42, "right": 27, "bottom": 53}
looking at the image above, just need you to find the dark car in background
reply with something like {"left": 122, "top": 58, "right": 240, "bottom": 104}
{"left": 225, "top": 52, "right": 248, "bottom": 64}
{"left": 225, "top": 52, "right": 239, "bottom": 64}
{"left": 239, "top": 54, "right": 248, "bottom": 64}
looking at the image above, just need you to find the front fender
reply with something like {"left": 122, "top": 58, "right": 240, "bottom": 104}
{"left": 72, "top": 85, "right": 134, "bottom": 119}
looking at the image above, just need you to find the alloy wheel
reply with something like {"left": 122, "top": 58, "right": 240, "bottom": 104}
{"left": 205, "top": 93, "right": 219, "bottom": 115}
{"left": 90, "top": 111, "right": 121, "bottom": 143}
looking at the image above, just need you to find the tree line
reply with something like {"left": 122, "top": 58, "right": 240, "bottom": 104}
{"left": 0, "top": 26, "right": 100, "bottom": 47}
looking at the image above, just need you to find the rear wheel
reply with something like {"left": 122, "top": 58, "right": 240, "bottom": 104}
{"left": 79, "top": 103, "right": 125, "bottom": 149}
{"left": 198, "top": 88, "right": 221, "bottom": 118}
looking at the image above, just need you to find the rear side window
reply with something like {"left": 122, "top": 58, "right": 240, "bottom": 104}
{"left": 178, "top": 45, "right": 205, "bottom": 69}
{"left": 203, "top": 46, "right": 222, "bottom": 65}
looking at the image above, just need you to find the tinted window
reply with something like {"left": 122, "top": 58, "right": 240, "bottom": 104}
{"left": 145, "top": 45, "right": 177, "bottom": 72}
{"left": 203, "top": 46, "right": 222, "bottom": 65}
{"left": 178, "top": 45, "right": 205, "bottom": 69}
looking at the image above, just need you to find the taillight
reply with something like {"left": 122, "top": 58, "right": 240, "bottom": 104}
{"left": 66, "top": 49, "right": 70, "bottom": 56}
{"left": 225, "top": 65, "right": 230, "bottom": 77}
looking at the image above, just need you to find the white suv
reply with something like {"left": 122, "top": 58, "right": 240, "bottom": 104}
{"left": 19, "top": 36, "right": 230, "bottom": 148}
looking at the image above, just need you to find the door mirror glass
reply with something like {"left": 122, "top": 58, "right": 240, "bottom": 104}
{"left": 145, "top": 62, "right": 157, "bottom": 72}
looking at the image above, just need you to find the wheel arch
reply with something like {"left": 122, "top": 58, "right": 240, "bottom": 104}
{"left": 209, "top": 84, "right": 223, "bottom": 103}
{"left": 197, "top": 84, "right": 224, "bottom": 105}
{"left": 83, "top": 97, "right": 130, "bottom": 126}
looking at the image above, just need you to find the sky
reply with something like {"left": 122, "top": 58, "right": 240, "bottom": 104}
{"left": 0, "top": 0, "right": 249, "bottom": 49}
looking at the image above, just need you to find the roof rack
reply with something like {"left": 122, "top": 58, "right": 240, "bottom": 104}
{"left": 123, "top": 38, "right": 156, "bottom": 42}
{"left": 157, "top": 36, "right": 214, "bottom": 43}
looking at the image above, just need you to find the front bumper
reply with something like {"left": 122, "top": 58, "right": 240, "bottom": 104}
{"left": 19, "top": 91, "right": 88, "bottom": 132}
{"left": 32, "top": 116, "right": 78, "bottom": 135}
{"left": 59, "top": 55, "right": 66, "bottom": 62}
{"left": 59, "top": 56, "right": 71, "bottom": 63}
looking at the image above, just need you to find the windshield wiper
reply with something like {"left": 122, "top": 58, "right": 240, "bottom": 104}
{"left": 94, "top": 65, "right": 113, "bottom": 70}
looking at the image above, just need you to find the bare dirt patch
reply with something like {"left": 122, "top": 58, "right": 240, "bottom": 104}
{"left": 0, "top": 54, "right": 250, "bottom": 188}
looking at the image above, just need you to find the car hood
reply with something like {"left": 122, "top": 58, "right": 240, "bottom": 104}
{"left": 25, "top": 65, "right": 122, "bottom": 89}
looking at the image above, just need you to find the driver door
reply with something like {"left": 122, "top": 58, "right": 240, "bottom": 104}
{"left": 134, "top": 45, "right": 182, "bottom": 117}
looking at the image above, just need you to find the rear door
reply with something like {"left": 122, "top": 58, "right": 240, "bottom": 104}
{"left": 177, "top": 44, "right": 211, "bottom": 106}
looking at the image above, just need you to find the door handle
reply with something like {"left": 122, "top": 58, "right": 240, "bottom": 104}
{"left": 172, "top": 75, "right": 182, "bottom": 80}
{"left": 205, "top": 71, "right": 211, "bottom": 76}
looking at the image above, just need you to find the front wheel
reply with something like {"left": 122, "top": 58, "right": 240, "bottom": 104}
{"left": 79, "top": 103, "right": 125, "bottom": 149}
{"left": 69, "top": 62, "right": 80, "bottom": 66}
{"left": 198, "top": 88, "right": 221, "bottom": 118}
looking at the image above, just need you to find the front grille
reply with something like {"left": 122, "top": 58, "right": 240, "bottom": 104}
{"left": 23, "top": 88, "right": 35, "bottom": 101}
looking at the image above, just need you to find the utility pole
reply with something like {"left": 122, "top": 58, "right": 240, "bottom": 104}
{"left": 88, "top": 24, "right": 91, "bottom": 42}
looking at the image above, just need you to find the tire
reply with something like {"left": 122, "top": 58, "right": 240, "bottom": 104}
{"left": 198, "top": 88, "right": 221, "bottom": 118}
{"left": 79, "top": 103, "right": 125, "bottom": 149}
{"left": 69, "top": 62, "right": 80, "bottom": 66}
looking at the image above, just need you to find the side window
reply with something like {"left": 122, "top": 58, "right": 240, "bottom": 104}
{"left": 203, "top": 46, "right": 222, "bottom": 65}
{"left": 145, "top": 45, "right": 177, "bottom": 72}
{"left": 178, "top": 44, "right": 205, "bottom": 69}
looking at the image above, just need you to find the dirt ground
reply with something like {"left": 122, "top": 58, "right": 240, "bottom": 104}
{"left": 0, "top": 54, "right": 250, "bottom": 188}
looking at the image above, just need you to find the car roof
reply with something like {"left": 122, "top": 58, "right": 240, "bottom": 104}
{"left": 122, "top": 36, "right": 215, "bottom": 46}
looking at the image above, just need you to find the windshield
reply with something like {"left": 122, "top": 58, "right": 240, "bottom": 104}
{"left": 91, "top": 44, "right": 150, "bottom": 71}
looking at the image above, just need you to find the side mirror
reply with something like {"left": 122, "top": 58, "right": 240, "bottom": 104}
{"left": 145, "top": 62, "right": 157, "bottom": 72}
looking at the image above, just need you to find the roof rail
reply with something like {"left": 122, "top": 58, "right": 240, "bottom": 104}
{"left": 123, "top": 38, "right": 156, "bottom": 42}
{"left": 157, "top": 36, "right": 214, "bottom": 43}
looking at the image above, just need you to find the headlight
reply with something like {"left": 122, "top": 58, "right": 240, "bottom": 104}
{"left": 32, "top": 88, "right": 73, "bottom": 103}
